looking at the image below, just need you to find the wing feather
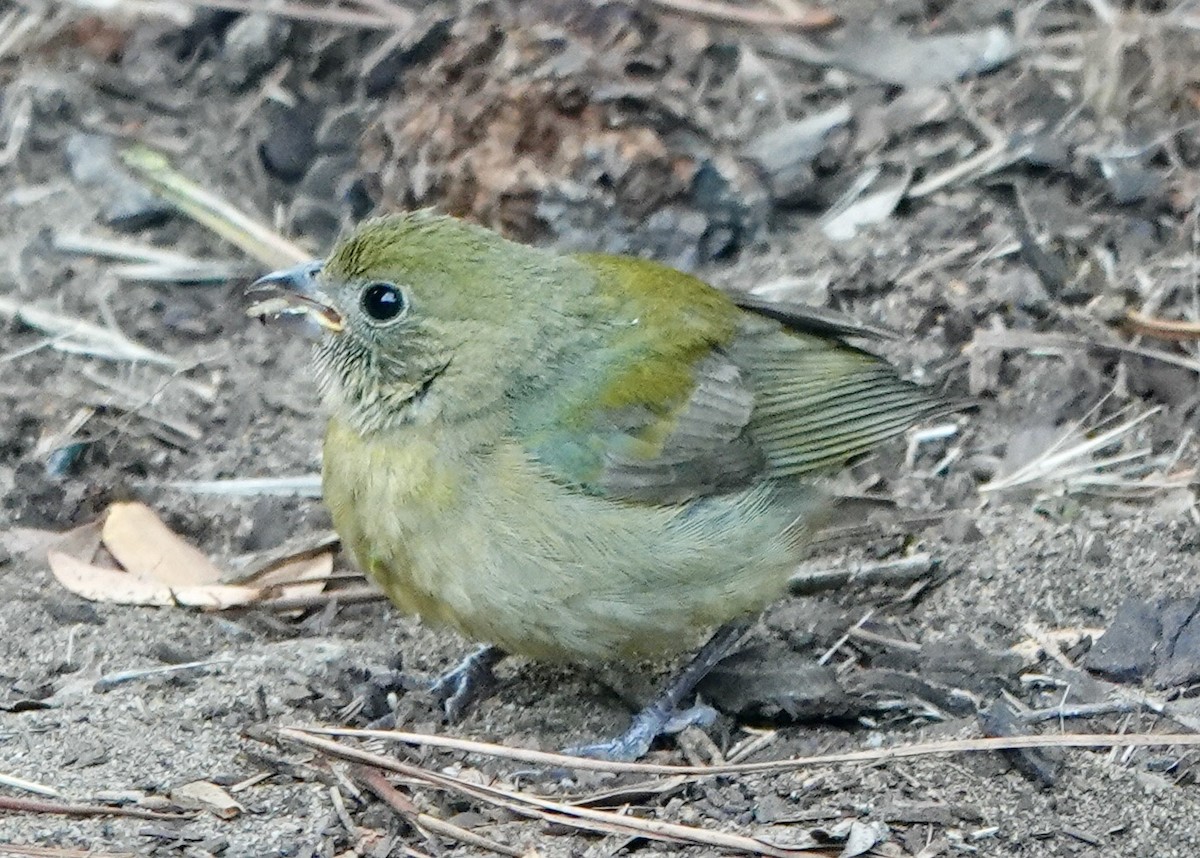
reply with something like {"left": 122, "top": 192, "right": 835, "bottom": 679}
{"left": 517, "top": 254, "right": 952, "bottom": 504}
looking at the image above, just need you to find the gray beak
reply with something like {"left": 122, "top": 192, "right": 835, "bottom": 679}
{"left": 246, "top": 260, "right": 345, "bottom": 334}
{"left": 250, "top": 260, "right": 323, "bottom": 295}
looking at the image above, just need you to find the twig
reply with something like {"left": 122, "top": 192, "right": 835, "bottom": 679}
{"left": 1019, "top": 700, "right": 1147, "bottom": 724}
{"left": 0, "top": 6, "right": 50, "bottom": 61}
{"left": 649, "top": 0, "right": 836, "bottom": 30}
{"left": 81, "top": 366, "right": 204, "bottom": 443}
{"left": 92, "top": 658, "right": 231, "bottom": 692}
{"left": 847, "top": 626, "right": 922, "bottom": 653}
{"left": 1124, "top": 309, "right": 1200, "bottom": 342}
{"left": 255, "top": 585, "right": 383, "bottom": 612}
{"left": 161, "top": 475, "right": 324, "bottom": 497}
{"left": 981, "top": 405, "right": 1162, "bottom": 494}
{"left": 0, "top": 846, "right": 136, "bottom": 858}
{"left": 280, "top": 725, "right": 1200, "bottom": 777}
{"left": 907, "top": 136, "right": 1032, "bottom": 198}
{"left": 328, "top": 785, "right": 359, "bottom": 839}
{"left": 54, "top": 232, "right": 250, "bottom": 284}
{"left": 284, "top": 732, "right": 822, "bottom": 857}
{"left": 171, "top": 0, "right": 413, "bottom": 29}
{"left": 0, "top": 795, "right": 189, "bottom": 821}
{"left": 0, "top": 91, "right": 31, "bottom": 168}
{"left": 972, "top": 327, "right": 1200, "bottom": 375}
{"left": 818, "top": 608, "right": 874, "bottom": 665}
{"left": 0, "top": 296, "right": 180, "bottom": 369}
{"left": 0, "top": 771, "right": 59, "bottom": 798}
{"left": 355, "top": 766, "right": 525, "bottom": 858}
{"left": 119, "top": 145, "right": 310, "bottom": 269}
{"left": 789, "top": 553, "right": 935, "bottom": 595}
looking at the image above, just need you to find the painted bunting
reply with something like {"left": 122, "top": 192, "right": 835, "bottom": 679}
{"left": 250, "top": 211, "right": 951, "bottom": 759}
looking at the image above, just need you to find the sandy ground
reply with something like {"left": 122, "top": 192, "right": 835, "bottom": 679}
{"left": 2, "top": 3, "right": 1200, "bottom": 856}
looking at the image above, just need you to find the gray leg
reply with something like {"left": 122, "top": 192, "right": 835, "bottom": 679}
{"left": 430, "top": 644, "right": 506, "bottom": 722}
{"left": 566, "top": 619, "right": 751, "bottom": 761}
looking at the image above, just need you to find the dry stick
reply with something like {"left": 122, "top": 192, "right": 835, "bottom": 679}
{"left": 976, "top": 329, "right": 1200, "bottom": 375}
{"left": 119, "top": 146, "right": 310, "bottom": 270}
{"left": 649, "top": 0, "right": 836, "bottom": 30}
{"left": 0, "top": 296, "right": 179, "bottom": 369}
{"left": 846, "top": 626, "right": 922, "bottom": 654}
{"left": 355, "top": 765, "right": 525, "bottom": 858}
{"left": 0, "top": 771, "right": 59, "bottom": 797}
{"left": 172, "top": 0, "right": 410, "bottom": 29}
{"left": 789, "top": 553, "right": 934, "bottom": 595}
{"left": 291, "top": 733, "right": 820, "bottom": 858}
{"left": 1019, "top": 700, "right": 1145, "bottom": 725}
{"left": 0, "top": 795, "right": 189, "bottom": 822}
{"left": 0, "top": 846, "right": 136, "bottom": 858}
{"left": 254, "top": 585, "right": 384, "bottom": 613}
{"left": 328, "top": 785, "right": 359, "bottom": 841}
{"left": 283, "top": 726, "right": 1200, "bottom": 778}
{"left": 1124, "top": 309, "right": 1200, "bottom": 342}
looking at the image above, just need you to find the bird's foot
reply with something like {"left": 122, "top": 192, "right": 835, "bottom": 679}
{"left": 564, "top": 700, "right": 718, "bottom": 761}
{"left": 429, "top": 644, "right": 505, "bottom": 722}
{"left": 564, "top": 618, "right": 751, "bottom": 761}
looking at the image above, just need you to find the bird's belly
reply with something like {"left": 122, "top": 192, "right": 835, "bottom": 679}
{"left": 322, "top": 420, "right": 805, "bottom": 663}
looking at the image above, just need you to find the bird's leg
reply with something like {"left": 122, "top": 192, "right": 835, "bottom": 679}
{"left": 566, "top": 618, "right": 752, "bottom": 761}
{"left": 429, "top": 644, "right": 506, "bottom": 722}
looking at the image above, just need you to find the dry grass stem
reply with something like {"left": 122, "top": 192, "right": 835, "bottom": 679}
{"left": 119, "top": 145, "right": 310, "bottom": 269}
{"left": 981, "top": 404, "right": 1165, "bottom": 495}
{"left": 161, "top": 475, "right": 324, "bottom": 497}
{"left": 0, "top": 772, "right": 60, "bottom": 798}
{"left": 0, "top": 295, "right": 180, "bottom": 369}
{"left": 0, "top": 795, "right": 189, "bottom": 822}
{"left": 282, "top": 725, "right": 1200, "bottom": 778}
{"left": 285, "top": 730, "right": 824, "bottom": 856}
{"left": 171, "top": 0, "right": 413, "bottom": 30}
{"left": 355, "top": 765, "right": 526, "bottom": 858}
{"left": 0, "top": 845, "right": 136, "bottom": 858}
{"left": 650, "top": 0, "right": 836, "bottom": 31}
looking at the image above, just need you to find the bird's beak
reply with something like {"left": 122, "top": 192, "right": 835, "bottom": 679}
{"left": 246, "top": 261, "right": 345, "bottom": 334}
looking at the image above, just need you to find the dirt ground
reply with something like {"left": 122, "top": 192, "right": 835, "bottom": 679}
{"left": 2, "top": 2, "right": 1200, "bottom": 856}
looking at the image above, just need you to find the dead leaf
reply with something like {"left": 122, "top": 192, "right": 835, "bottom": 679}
{"left": 249, "top": 551, "right": 333, "bottom": 600}
{"left": 49, "top": 551, "right": 171, "bottom": 605}
{"left": 227, "top": 529, "right": 339, "bottom": 583}
{"left": 47, "top": 550, "right": 260, "bottom": 609}
{"left": 171, "top": 780, "right": 244, "bottom": 819}
{"left": 47, "top": 503, "right": 332, "bottom": 612}
{"left": 102, "top": 501, "right": 223, "bottom": 586}
{"left": 4, "top": 520, "right": 103, "bottom": 563}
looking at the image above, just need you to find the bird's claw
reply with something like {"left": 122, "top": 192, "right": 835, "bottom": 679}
{"left": 429, "top": 645, "right": 504, "bottom": 722}
{"left": 564, "top": 701, "right": 718, "bottom": 761}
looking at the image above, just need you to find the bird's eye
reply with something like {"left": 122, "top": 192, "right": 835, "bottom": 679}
{"left": 360, "top": 282, "right": 407, "bottom": 323}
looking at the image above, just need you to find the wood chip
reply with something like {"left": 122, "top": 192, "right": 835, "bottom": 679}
{"left": 170, "top": 780, "right": 244, "bottom": 819}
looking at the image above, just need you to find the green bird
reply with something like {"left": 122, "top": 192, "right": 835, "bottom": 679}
{"left": 250, "top": 210, "right": 951, "bottom": 759}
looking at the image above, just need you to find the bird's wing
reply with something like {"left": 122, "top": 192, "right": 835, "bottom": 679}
{"left": 515, "top": 254, "right": 765, "bottom": 504}
{"left": 515, "top": 254, "right": 949, "bottom": 504}
{"left": 730, "top": 318, "right": 950, "bottom": 478}
{"left": 727, "top": 292, "right": 901, "bottom": 340}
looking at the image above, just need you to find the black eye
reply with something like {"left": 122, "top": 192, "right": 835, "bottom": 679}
{"left": 360, "top": 282, "right": 406, "bottom": 323}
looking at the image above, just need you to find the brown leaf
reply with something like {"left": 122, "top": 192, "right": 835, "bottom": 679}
{"left": 49, "top": 550, "right": 172, "bottom": 605}
{"left": 3, "top": 520, "right": 103, "bottom": 563}
{"left": 248, "top": 551, "right": 333, "bottom": 600}
{"left": 47, "top": 551, "right": 260, "bottom": 609}
{"left": 101, "top": 501, "right": 223, "bottom": 586}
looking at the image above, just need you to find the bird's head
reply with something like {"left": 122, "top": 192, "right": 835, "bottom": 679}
{"left": 248, "top": 211, "right": 587, "bottom": 434}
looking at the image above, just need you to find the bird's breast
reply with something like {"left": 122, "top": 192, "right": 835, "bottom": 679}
{"left": 321, "top": 417, "right": 469, "bottom": 623}
{"left": 321, "top": 417, "right": 806, "bottom": 663}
